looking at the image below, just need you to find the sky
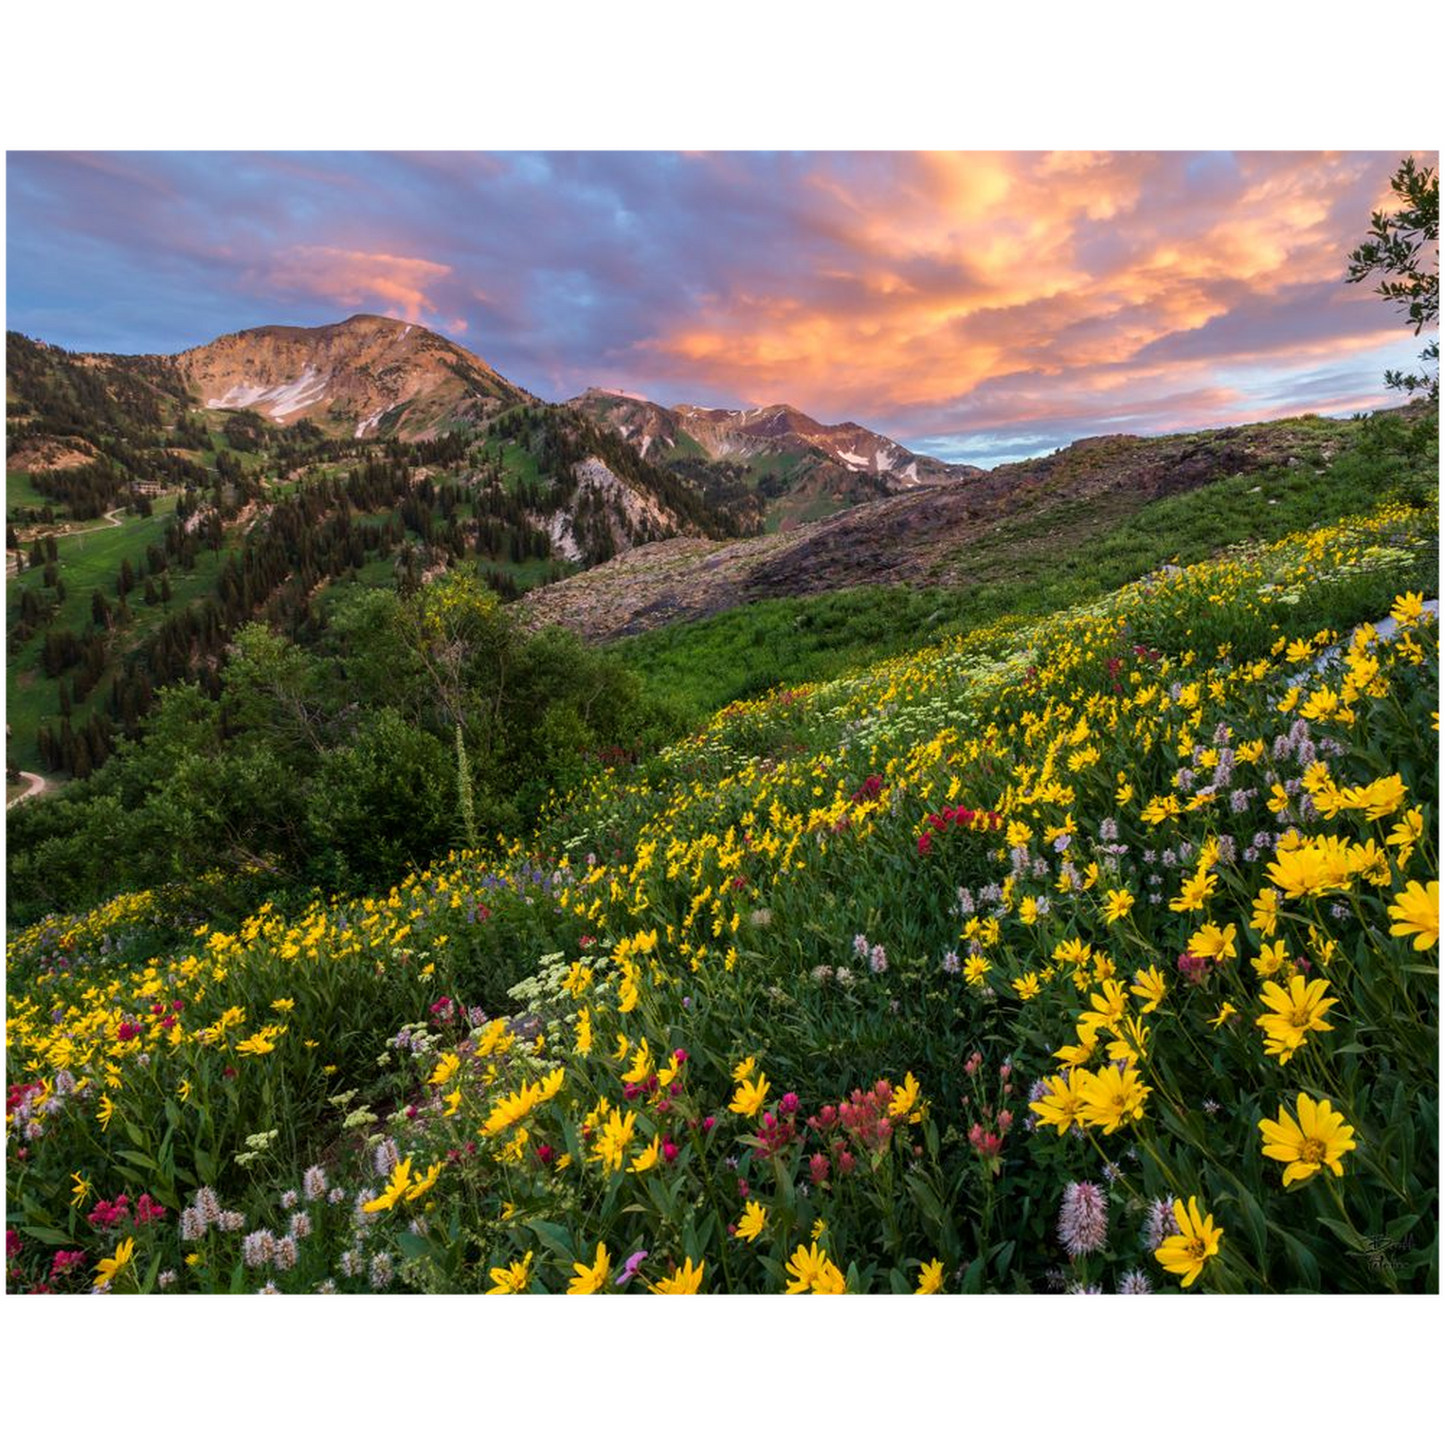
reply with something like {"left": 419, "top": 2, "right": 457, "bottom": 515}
{"left": 5, "top": 150, "right": 1437, "bottom": 465}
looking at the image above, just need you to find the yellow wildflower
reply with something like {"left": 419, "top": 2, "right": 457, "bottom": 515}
{"left": 486, "top": 1251, "right": 533, "bottom": 1294}
{"left": 1154, "top": 1197, "right": 1222, "bottom": 1288}
{"left": 649, "top": 1257, "right": 705, "bottom": 1294}
{"left": 1259, "top": 1093, "right": 1357, "bottom": 1186}
{"left": 567, "top": 1242, "right": 611, "bottom": 1295}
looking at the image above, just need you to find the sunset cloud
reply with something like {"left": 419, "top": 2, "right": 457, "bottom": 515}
{"left": 258, "top": 246, "right": 454, "bottom": 324}
{"left": 6, "top": 150, "right": 1435, "bottom": 463}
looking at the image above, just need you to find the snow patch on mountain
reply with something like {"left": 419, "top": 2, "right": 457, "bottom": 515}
{"left": 207, "top": 365, "right": 330, "bottom": 420}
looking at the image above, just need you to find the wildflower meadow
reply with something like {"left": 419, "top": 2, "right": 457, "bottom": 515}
{"left": 6, "top": 497, "right": 1438, "bottom": 1295}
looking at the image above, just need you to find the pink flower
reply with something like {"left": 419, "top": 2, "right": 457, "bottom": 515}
{"left": 1057, "top": 1181, "right": 1109, "bottom": 1256}
{"left": 615, "top": 1250, "right": 649, "bottom": 1286}
{"left": 133, "top": 1194, "right": 167, "bottom": 1226}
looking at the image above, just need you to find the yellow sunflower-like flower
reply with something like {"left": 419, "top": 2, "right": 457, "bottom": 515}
{"left": 1080, "top": 977, "right": 1128, "bottom": 1033}
{"left": 485, "top": 1250, "right": 533, "bottom": 1294}
{"left": 1129, "top": 966, "right": 1167, "bottom": 1013}
{"left": 784, "top": 1242, "right": 846, "bottom": 1294}
{"left": 427, "top": 1052, "right": 460, "bottom": 1087}
{"left": 888, "top": 1072, "right": 921, "bottom": 1119}
{"left": 1253, "top": 940, "right": 1289, "bottom": 977}
{"left": 736, "top": 1200, "right": 768, "bottom": 1243}
{"left": 1103, "top": 888, "right": 1135, "bottom": 923}
{"left": 362, "top": 1157, "right": 414, "bottom": 1213}
{"left": 648, "top": 1257, "right": 705, "bottom": 1294}
{"left": 1054, "top": 1021, "right": 1101, "bottom": 1068}
{"left": 567, "top": 1242, "right": 611, "bottom": 1295}
{"left": 404, "top": 1160, "right": 443, "bottom": 1202}
{"left": 1029, "top": 1070, "right": 1087, "bottom": 1134}
{"left": 1250, "top": 888, "right": 1279, "bottom": 937}
{"left": 915, "top": 1258, "right": 945, "bottom": 1294}
{"left": 1154, "top": 1196, "right": 1222, "bottom": 1288}
{"left": 1258, "top": 1093, "right": 1357, "bottom": 1186}
{"left": 630, "top": 1136, "right": 662, "bottom": 1174}
{"left": 1255, "top": 975, "right": 1338, "bottom": 1064}
{"left": 1387, "top": 880, "right": 1438, "bottom": 952}
{"left": 1169, "top": 871, "right": 1217, "bottom": 914}
{"left": 728, "top": 1072, "right": 770, "bottom": 1117}
{"left": 1265, "top": 838, "right": 1354, "bottom": 899}
{"left": 1076, "top": 1063, "right": 1150, "bottom": 1133}
{"left": 94, "top": 1236, "right": 136, "bottom": 1289}
{"left": 1186, "top": 922, "right": 1238, "bottom": 962}
{"left": 1385, "top": 809, "right": 1423, "bottom": 868}
{"left": 588, "top": 1107, "right": 638, "bottom": 1174}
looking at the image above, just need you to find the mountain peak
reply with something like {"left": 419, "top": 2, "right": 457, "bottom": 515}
{"left": 176, "top": 316, "right": 531, "bottom": 438}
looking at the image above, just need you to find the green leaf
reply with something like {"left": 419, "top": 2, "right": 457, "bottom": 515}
{"left": 396, "top": 1230, "right": 431, "bottom": 1261}
{"left": 1317, "top": 1215, "right": 1369, "bottom": 1252}
{"left": 21, "top": 1224, "right": 74, "bottom": 1247}
{"left": 528, "top": 1218, "right": 576, "bottom": 1260}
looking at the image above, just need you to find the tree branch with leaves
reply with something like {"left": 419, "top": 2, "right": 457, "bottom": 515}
{"left": 1346, "top": 155, "right": 1439, "bottom": 401}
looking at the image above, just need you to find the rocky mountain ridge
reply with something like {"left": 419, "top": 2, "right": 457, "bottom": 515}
{"left": 519, "top": 415, "right": 1360, "bottom": 640}
{"left": 568, "top": 387, "right": 985, "bottom": 530}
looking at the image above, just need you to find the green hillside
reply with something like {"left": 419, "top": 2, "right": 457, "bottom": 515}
{"left": 5, "top": 455, "right": 1437, "bottom": 1293}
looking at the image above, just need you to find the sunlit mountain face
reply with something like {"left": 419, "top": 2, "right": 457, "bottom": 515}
{"left": 6, "top": 150, "right": 1432, "bottom": 463}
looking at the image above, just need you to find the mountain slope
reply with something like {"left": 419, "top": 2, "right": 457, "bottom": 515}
{"left": 569, "top": 388, "right": 984, "bottom": 531}
{"left": 179, "top": 314, "right": 533, "bottom": 439}
{"left": 520, "top": 411, "right": 1377, "bottom": 640}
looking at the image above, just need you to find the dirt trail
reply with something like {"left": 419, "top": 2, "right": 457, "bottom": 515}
{"left": 7, "top": 772, "right": 48, "bottom": 808}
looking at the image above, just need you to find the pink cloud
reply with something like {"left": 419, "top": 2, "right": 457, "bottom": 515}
{"left": 256, "top": 245, "right": 454, "bottom": 323}
{"left": 635, "top": 151, "right": 1433, "bottom": 437}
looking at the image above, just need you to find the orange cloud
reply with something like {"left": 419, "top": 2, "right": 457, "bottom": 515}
{"left": 259, "top": 245, "right": 453, "bottom": 323}
{"left": 637, "top": 151, "right": 1423, "bottom": 436}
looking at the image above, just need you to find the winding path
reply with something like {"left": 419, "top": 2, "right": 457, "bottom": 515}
{"left": 7, "top": 771, "right": 48, "bottom": 808}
